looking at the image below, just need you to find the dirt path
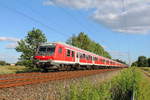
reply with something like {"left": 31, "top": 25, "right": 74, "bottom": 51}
{"left": 140, "top": 68, "right": 150, "bottom": 77}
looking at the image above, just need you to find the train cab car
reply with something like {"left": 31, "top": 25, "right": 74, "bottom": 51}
{"left": 34, "top": 42, "right": 77, "bottom": 70}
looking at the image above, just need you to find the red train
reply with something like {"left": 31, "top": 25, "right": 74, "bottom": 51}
{"left": 34, "top": 42, "right": 128, "bottom": 71}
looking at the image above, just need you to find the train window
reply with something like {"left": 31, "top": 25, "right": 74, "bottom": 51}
{"left": 85, "top": 54, "right": 87, "bottom": 58}
{"left": 80, "top": 53, "right": 82, "bottom": 58}
{"left": 67, "top": 49, "right": 70, "bottom": 56}
{"left": 83, "top": 54, "right": 85, "bottom": 58}
{"left": 39, "top": 47, "right": 46, "bottom": 52}
{"left": 100, "top": 59, "right": 102, "bottom": 62}
{"left": 102, "top": 59, "right": 105, "bottom": 63}
{"left": 88, "top": 56, "right": 90, "bottom": 60}
{"left": 72, "top": 51, "right": 74, "bottom": 57}
{"left": 85, "top": 55, "right": 87, "bottom": 59}
{"left": 80, "top": 54, "right": 83, "bottom": 59}
{"left": 94, "top": 57, "right": 98, "bottom": 61}
{"left": 86, "top": 55, "right": 88, "bottom": 60}
{"left": 88, "top": 55, "right": 91, "bottom": 60}
{"left": 92, "top": 56, "right": 95, "bottom": 61}
{"left": 58, "top": 48, "right": 62, "bottom": 53}
{"left": 46, "top": 46, "right": 55, "bottom": 55}
{"left": 96, "top": 57, "right": 98, "bottom": 61}
{"left": 93, "top": 57, "right": 95, "bottom": 61}
{"left": 92, "top": 57, "right": 94, "bottom": 61}
{"left": 106, "top": 61, "right": 109, "bottom": 64}
{"left": 76, "top": 53, "right": 79, "bottom": 58}
{"left": 90, "top": 56, "right": 92, "bottom": 60}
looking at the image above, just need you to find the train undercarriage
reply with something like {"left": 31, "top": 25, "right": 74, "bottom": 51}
{"left": 36, "top": 61, "right": 119, "bottom": 72}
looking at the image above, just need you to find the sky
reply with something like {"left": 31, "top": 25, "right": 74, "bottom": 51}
{"left": 0, "top": 0, "right": 150, "bottom": 64}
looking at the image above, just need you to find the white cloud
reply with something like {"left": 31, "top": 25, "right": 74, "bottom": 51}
{"left": 0, "top": 37, "right": 20, "bottom": 49}
{"left": 0, "top": 37, "right": 20, "bottom": 42}
{"left": 44, "top": 0, "right": 150, "bottom": 34}
{"left": 43, "top": 0, "right": 98, "bottom": 9}
{"left": 5, "top": 43, "right": 18, "bottom": 49}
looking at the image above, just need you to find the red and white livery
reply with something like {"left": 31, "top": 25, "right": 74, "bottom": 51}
{"left": 34, "top": 42, "right": 128, "bottom": 70}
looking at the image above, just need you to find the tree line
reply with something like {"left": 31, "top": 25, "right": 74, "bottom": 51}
{"left": 132, "top": 56, "right": 150, "bottom": 67}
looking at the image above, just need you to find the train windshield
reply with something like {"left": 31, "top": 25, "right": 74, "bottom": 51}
{"left": 38, "top": 45, "right": 55, "bottom": 56}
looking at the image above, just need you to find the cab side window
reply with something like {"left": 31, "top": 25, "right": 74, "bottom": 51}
{"left": 67, "top": 49, "right": 71, "bottom": 56}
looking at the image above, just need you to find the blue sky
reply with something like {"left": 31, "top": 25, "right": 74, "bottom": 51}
{"left": 0, "top": 0, "right": 150, "bottom": 64}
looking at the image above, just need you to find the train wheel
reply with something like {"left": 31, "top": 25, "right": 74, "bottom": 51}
{"left": 42, "top": 68, "right": 48, "bottom": 72}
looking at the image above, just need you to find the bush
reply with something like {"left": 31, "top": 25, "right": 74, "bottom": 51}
{"left": 0, "top": 61, "right": 7, "bottom": 66}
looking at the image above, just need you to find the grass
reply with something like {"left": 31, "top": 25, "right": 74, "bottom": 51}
{"left": 0, "top": 65, "right": 43, "bottom": 74}
{"left": 57, "top": 67, "right": 150, "bottom": 100}
{"left": 56, "top": 68, "right": 135, "bottom": 100}
{"left": 0, "top": 65, "right": 26, "bottom": 74}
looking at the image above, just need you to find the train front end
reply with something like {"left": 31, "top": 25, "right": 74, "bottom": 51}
{"left": 34, "top": 43, "right": 56, "bottom": 70}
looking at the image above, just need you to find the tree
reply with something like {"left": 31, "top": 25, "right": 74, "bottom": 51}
{"left": 137, "top": 56, "right": 148, "bottom": 67}
{"left": 16, "top": 28, "right": 47, "bottom": 67}
{"left": 66, "top": 32, "right": 111, "bottom": 58}
{"left": 131, "top": 61, "right": 138, "bottom": 67}
{"left": 16, "top": 61, "right": 25, "bottom": 66}
{"left": 0, "top": 61, "right": 6, "bottom": 66}
{"left": 67, "top": 33, "right": 91, "bottom": 50}
{"left": 148, "top": 58, "right": 150, "bottom": 67}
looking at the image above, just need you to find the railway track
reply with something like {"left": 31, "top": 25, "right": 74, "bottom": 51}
{"left": 0, "top": 68, "right": 121, "bottom": 88}
{"left": 141, "top": 68, "right": 150, "bottom": 78}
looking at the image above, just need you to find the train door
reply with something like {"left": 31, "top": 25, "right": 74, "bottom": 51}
{"left": 71, "top": 51, "right": 75, "bottom": 62}
{"left": 65, "top": 49, "right": 71, "bottom": 62}
{"left": 92, "top": 56, "right": 95, "bottom": 64}
{"left": 57, "top": 46, "right": 64, "bottom": 60}
{"left": 75, "top": 52, "right": 80, "bottom": 64}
